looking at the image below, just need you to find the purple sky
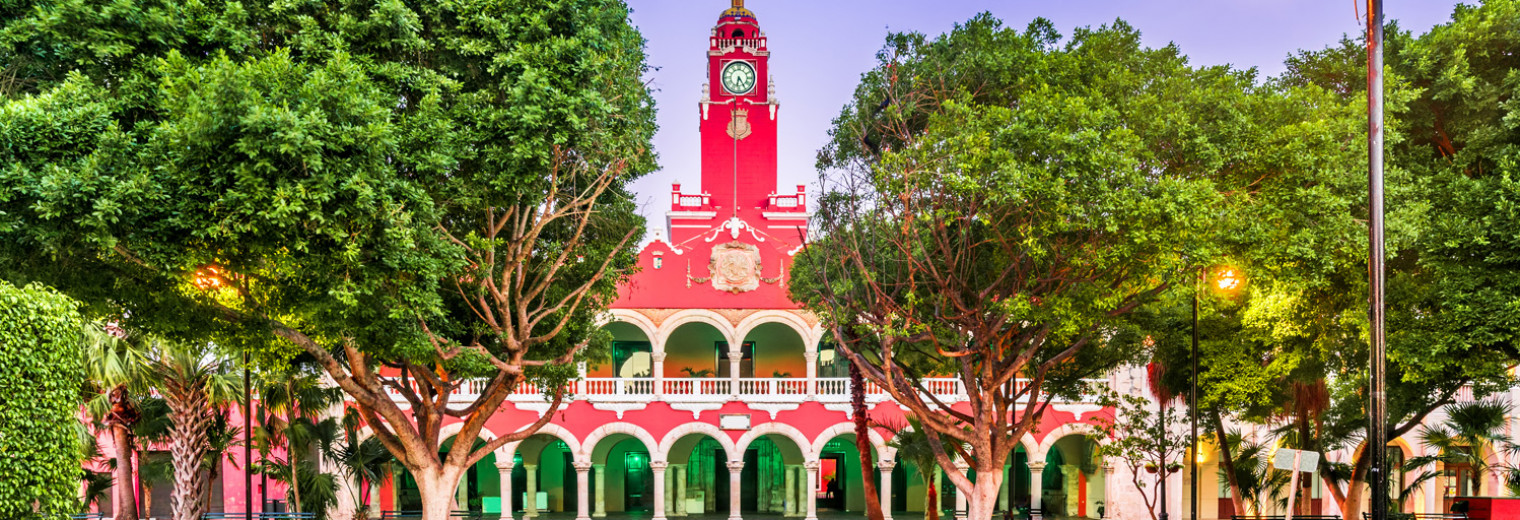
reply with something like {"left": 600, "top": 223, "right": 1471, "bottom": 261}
{"left": 623, "top": 0, "right": 1463, "bottom": 228}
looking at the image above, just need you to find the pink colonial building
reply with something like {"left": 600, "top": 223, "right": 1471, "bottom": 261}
{"left": 356, "top": 3, "right": 1118, "bottom": 519}
{"left": 90, "top": 2, "right": 1122, "bottom": 520}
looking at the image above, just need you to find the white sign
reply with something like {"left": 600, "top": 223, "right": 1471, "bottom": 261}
{"left": 720, "top": 413, "right": 751, "bottom": 431}
{"left": 1272, "top": 448, "right": 1320, "bottom": 472}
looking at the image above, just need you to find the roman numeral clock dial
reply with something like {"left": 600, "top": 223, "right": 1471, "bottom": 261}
{"left": 721, "top": 61, "right": 756, "bottom": 95}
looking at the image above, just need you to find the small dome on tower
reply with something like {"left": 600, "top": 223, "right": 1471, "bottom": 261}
{"left": 720, "top": 0, "right": 755, "bottom": 20}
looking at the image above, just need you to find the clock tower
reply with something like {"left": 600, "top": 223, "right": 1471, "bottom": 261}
{"left": 614, "top": 0, "right": 807, "bottom": 309}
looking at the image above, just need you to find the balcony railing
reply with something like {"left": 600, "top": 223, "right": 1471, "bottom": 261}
{"left": 385, "top": 376, "right": 1107, "bottom": 406}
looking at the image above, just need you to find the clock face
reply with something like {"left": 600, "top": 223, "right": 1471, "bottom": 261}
{"left": 721, "top": 61, "right": 757, "bottom": 95}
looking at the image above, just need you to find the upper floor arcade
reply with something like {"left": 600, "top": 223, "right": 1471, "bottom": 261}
{"left": 384, "top": 308, "right": 1108, "bottom": 407}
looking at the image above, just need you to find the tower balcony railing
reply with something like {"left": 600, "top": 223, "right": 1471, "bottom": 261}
{"left": 670, "top": 183, "right": 714, "bottom": 212}
{"left": 711, "top": 37, "right": 766, "bottom": 51}
{"left": 384, "top": 376, "right": 1108, "bottom": 406}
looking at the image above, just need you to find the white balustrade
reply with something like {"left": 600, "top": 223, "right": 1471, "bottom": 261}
{"left": 383, "top": 375, "right": 1109, "bottom": 405}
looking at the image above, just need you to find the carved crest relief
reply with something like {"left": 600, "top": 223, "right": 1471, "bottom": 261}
{"left": 710, "top": 241, "right": 761, "bottom": 293}
{"left": 727, "top": 108, "right": 752, "bottom": 140}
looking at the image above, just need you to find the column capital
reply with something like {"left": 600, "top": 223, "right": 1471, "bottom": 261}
{"left": 573, "top": 461, "right": 593, "bottom": 472}
{"left": 954, "top": 460, "right": 971, "bottom": 470}
{"left": 803, "top": 352, "right": 818, "bottom": 362}
{"left": 592, "top": 462, "right": 606, "bottom": 470}
{"left": 651, "top": 461, "right": 669, "bottom": 471}
{"left": 727, "top": 460, "right": 746, "bottom": 471}
{"left": 1027, "top": 461, "right": 1046, "bottom": 471}
{"left": 652, "top": 352, "right": 667, "bottom": 362}
{"left": 495, "top": 461, "right": 515, "bottom": 471}
{"left": 877, "top": 460, "right": 897, "bottom": 471}
{"left": 1104, "top": 464, "right": 1115, "bottom": 474}
{"left": 524, "top": 463, "right": 539, "bottom": 470}
{"left": 805, "top": 460, "right": 821, "bottom": 470}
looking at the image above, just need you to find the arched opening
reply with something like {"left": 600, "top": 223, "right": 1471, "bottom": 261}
{"left": 1044, "top": 435, "right": 1104, "bottom": 519}
{"left": 742, "top": 322, "right": 806, "bottom": 389}
{"left": 731, "top": 28, "right": 744, "bottom": 38}
{"left": 815, "top": 435, "right": 872, "bottom": 513}
{"left": 591, "top": 322, "right": 652, "bottom": 379}
{"left": 667, "top": 433, "right": 734, "bottom": 515}
{"left": 588, "top": 434, "right": 656, "bottom": 515}
{"left": 393, "top": 436, "right": 499, "bottom": 514}
{"left": 665, "top": 321, "right": 726, "bottom": 380}
{"left": 514, "top": 435, "right": 578, "bottom": 515}
{"left": 738, "top": 433, "right": 808, "bottom": 515}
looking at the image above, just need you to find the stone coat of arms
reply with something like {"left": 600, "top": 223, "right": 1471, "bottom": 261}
{"left": 727, "top": 108, "right": 752, "bottom": 140}
{"left": 709, "top": 241, "right": 762, "bottom": 293}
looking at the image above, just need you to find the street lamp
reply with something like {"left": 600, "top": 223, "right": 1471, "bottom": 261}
{"left": 1192, "top": 267, "right": 1243, "bottom": 520}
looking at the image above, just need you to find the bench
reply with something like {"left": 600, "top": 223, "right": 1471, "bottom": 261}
{"left": 1362, "top": 513, "right": 1469, "bottom": 520}
{"left": 995, "top": 508, "right": 1042, "bottom": 520}
{"left": 71, "top": 515, "right": 106, "bottom": 520}
{"left": 203, "top": 513, "right": 315, "bottom": 520}
{"left": 379, "top": 511, "right": 482, "bottom": 520}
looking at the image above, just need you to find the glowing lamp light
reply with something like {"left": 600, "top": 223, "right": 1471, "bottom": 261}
{"left": 193, "top": 266, "right": 223, "bottom": 290}
{"left": 1215, "top": 268, "right": 1243, "bottom": 291}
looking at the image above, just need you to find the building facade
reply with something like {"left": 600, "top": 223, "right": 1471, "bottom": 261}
{"left": 85, "top": 3, "right": 1513, "bottom": 520}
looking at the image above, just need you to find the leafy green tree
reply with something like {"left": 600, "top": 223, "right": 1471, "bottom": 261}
{"left": 1091, "top": 393, "right": 1189, "bottom": 520}
{"left": 793, "top": 13, "right": 1360, "bottom": 518}
{"left": 0, "top": 281, "right": 85, "bottom": 518}
{"left": 0, "top": 1, "right": 656, "bottom": 518}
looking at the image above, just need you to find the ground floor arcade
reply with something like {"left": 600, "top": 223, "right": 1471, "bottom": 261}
{"left": 371, "top": 424, "right": 1109, "bottom": 520}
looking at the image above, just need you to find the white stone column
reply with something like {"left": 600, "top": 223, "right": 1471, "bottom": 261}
{"left": 1426, "top": 472, "right": 1440, "bottom": 513}
{"left": 575, "top": 461, "right": 592, "bottom": 520}
{"left": 457, "top": 470, "right": 470, "bottom": 511}
{"left": 653, "top": 461, "right": 669, "bottom": 520}
{"left": 728, "top": 348, "right": 743, "bottom": 397}
{"left": 370, "top": 480, "right": 384, "bottom": 519}
{"left": 1028, "top": 462, "right": 1046, "bottom": 512}
{"left": 999, "top": 464, "right": 1011, "bottom": 512}
{"left": 652, "top": 352, "right": 667, "bottom": 399}
{"left": 728, "top": 460, "right": 745, "bottom": 520}
{"left": 805, "top": 460, "right": 821, "bottom": 520}
{"left": 955, "top": 461, "right": 969, "bottom": 520}
{"left": 879, "top": 460, "right": 896, "bottom": 520}
{"left": 497, "top": 461, "right": 515, "bottom": 520}
{"left": 525, "top": 464, "right": 539, "bottom": 517}
{"left": 1062, "top": 464, "right": 1081, "bottom": 516}
{"left": 577, "top": 362, "right": 588, "bottom": 396}
{"left": 674, "top": 464, "right": 687, "bottom": 516}
{"left": 1103, "top": 465, "right": 1115, "bottom": 519}
{"left": 785, "top": 464, "right": 799, "bottom": 516}
{"left": 804, "top": 352, "right": 818, "bottom": 397}
{"left": 593, "top": 463, "right": 607, "bottom": 517}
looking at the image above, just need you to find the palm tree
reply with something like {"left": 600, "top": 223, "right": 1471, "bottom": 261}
{"left": 1406, "top": 400, "right": 1520, "bottom": 500}
{"left": 324, "top": 409, "right": 397, "bottom": 520}
{"left": 256, "top": 367, "right": 345, "bottom": 515}
{"left": 887, "top": 417, "right": 963, "bottom": 520}
{"left": 137, "top": 338, "right": 242, "bottom": 520}
{"left": 82, "top": 324, "right": 146, "bottom": 520}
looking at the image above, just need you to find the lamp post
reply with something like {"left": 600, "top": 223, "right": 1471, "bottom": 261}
{"left": 1192, "top": 268, "right": 1242, "bottom": 520}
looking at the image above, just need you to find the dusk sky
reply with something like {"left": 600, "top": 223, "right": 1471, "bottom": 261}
{"left": 623, "top": 0, "right": 1465, "bottom": 232}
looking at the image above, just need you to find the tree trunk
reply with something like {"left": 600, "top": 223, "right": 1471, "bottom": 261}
{"left": 415, "top": 468, "right": 463, "bottom": 520}
{"left": 1343, "top": 447, "right": 1372, "bottom": 520}
{"left": 1211, "top": 410, "right": 1246, "bottom": 516}
{"left": 851, "top": 363, "right": 886, "bottom": 520}
{"left": 167, "top": 388, "right": 212, "bottom": 520}
{"left": 967, "top": 469, "right": 1003, "bottom": 520}
{"left": 288, "top": 427, "right": 302, "bottom": 513}
{"left": 927, "top": 480, "right": 940, "bottom": 520}
{"left": 112, "top": 424, "right": 140, "bottom": 520}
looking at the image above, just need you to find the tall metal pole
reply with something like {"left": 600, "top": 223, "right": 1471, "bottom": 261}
{"left": 244, "top": 350, "right": 253, "bottom": 520}
{"left": 1159, "top": 399, "right": 1170, "bottom": 520}
{"left": 1191, "top": 271, "right": 1200, "bottom": 520}
{"left": 1366, "top": 1, "right": 1389, "bottom": 520}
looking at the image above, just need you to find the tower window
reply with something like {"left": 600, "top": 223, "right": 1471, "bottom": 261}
{"left": 732, "top": 29, "right": 744, "bottom": 38}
